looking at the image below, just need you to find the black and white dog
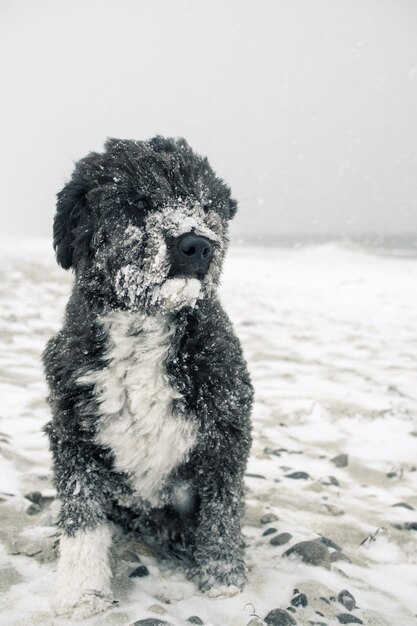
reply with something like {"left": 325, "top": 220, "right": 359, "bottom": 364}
{"left": 43, "top": 136, "right": 253, "bottom": 618}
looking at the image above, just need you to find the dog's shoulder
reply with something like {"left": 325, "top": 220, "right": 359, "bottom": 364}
{"left": 43, "top": 289, "right": 107, "bottom": 393}
{"left": 169, "top": 299, "right": 254, "bottom": 427}
{"left": 173, "top": 297, "right": 250, "bottom": 379}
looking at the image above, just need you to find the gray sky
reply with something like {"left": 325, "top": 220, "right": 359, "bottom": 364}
{"left": 1, "top": 0, "right": 417, "bottom": 239}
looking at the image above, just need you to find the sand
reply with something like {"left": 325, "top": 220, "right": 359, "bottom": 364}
{"left": 0, "top": 239, "right": 416, "bottom": 625}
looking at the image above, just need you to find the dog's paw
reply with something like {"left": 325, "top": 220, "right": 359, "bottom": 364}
{"left": 53, "top": 589, "right": 117, "bottom": 619}
{"left": 205, "top": 584, "right": 241, "bottom": 598}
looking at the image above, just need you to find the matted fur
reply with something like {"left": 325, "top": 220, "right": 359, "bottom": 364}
{"left": 43, "top": 136, "right": 253, "bottom": 618}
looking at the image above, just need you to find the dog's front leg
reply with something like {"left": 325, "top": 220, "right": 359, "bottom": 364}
{"left": 189, "top": 475, "right": 247, "bottom": 597}
{"left": 52, "top": 450, "right": 115, "bottom": 618}
{"left": 55, "top": 523, "right": 114, "bottom": 619}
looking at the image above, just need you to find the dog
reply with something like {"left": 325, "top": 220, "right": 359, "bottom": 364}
{"left": 43, "top": 136, "right": 253, "bottom": 618}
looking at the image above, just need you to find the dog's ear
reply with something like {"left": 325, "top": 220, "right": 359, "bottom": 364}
{"left": 53, "top": 172, "right": 90, "bottom": 270}
{"left": 228, "top": 198, "right": 238, "bottom": 220}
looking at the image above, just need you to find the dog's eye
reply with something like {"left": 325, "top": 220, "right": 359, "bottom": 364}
{"left": 127, "top": 191, "right": 149, "bottom": 210}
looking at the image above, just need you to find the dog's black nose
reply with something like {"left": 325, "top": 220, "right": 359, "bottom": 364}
{"left": 168, "top": 232, "right": 213, "bottom": 278}
{"left": 179, "top": 234, "right": 212, "bottom": 264}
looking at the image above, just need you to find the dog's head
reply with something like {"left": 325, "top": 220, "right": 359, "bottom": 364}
{"left": 54, "top": 136, "right": 237, "bottom": 313}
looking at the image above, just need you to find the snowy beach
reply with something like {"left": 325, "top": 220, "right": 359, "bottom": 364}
{"left": 0, "top": 240, "right": 416, "bottom": 626}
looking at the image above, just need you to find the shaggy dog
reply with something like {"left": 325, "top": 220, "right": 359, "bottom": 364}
{"left": 43, "top": 136, "right": 253, "bottom": 618}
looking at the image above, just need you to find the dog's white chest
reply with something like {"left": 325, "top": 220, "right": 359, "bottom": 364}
{"left": 85, "top": 311, "right": 196, "bottom": 505}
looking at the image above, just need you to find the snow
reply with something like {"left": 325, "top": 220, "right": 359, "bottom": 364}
{"left": 113, "top": 204, "right": 224, "bottom": 312}
{"left": 0, "top": 239, "right": 417, "bottom": 625}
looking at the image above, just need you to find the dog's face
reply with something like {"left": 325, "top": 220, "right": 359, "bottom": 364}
{"left": 54, "top": 137, "right": 237, "bottom": 313}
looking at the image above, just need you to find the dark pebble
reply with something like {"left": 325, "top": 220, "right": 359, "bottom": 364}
{"left": 281, "top": 448, "right": 302, "bottom": 455}
{"left": 285, "top": 471, "right": 310, "bottom": 480}
{"left": 320, "top": 475, "right": 340, "bottom": 487}
{"left": 315, "top": 611, "right": 324, "bottom": 617}
{"left": 130, "top": 617, "right": 172, "bottom": 626}
{"left": 129, "top": 565, "right": 150, "bottom": 578}
{"left": 40, "top": 495, "right": 54, "bottom": 505}
{"left": 336, "top": 614, "right": 363, "bottom": 624}
{"left": 308, "top": 622, "right": 327, "bottom": 626}
{"left": 263, "top": 527, "right": 277, "bottom": 536}
{"left": 186, "top": 617, "right": 204, "bottom": 625}
{"left": 394, "top": 519, "right": 411, "bottom": 530}
{"left": 246, "top": 473, "right": 267, "bottom": 480}
{"left": 284, "top": 539, "right": 331, "bottom": 569}
{"left": 320, "top": 597, "right": 331, "bottom": 605}
{"left": 26, "top": 503, "right": 42, "bottom": 515}
{"left": 286, "top": 606, "right": 296, "bottom": 613}
{"left": 331, "top": 454, "right": 348, "bottom": 468}
{"left": 24, "top": 491, "right": 42, "bottom": 504}
{"left": 338, "top": 589, "right": 356, "bottom": 611}
{"left": 264, "top": 608, "right": 297, "bottom": 625}
{"left": 391, "top": 502, "right": 415, "bottom": 511}
{"left": 386, "top": 471, "right": 397, "bottom": 478}
{"left": 121, "top": 550, "right": 141, "bottom": 563}
{"left": 264, "top": 447, "right": 281, "bottom": 456}
{"left": 291, "top": 593, "right": 308, "bottom": 608}
{"left": 320, "top": 536, "right": 342, "bottom": 550}
{"left": 261, "top": 513, "right": 279, "bottom": 524}
{"left": 331, "top": 551, "right": 352, "bottom": 563}
{"left": 270, "top": 532, "right": 292, "bottom": 546}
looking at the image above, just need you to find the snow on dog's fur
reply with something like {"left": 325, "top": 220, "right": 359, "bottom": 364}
{"left": 43, "top": 136, "right": 253, "bottom": 618}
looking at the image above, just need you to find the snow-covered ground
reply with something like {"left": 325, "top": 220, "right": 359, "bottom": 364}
{"left": 0, "top": 240, "right": 416, "bottom": 626}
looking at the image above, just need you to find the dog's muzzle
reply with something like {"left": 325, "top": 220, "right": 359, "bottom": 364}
{"left": 168, "top": 232, "right": 213, "bottom": 279}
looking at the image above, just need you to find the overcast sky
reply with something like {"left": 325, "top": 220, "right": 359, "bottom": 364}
{"left": 1, "top": 0, "right": 417, "bottom": 240}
